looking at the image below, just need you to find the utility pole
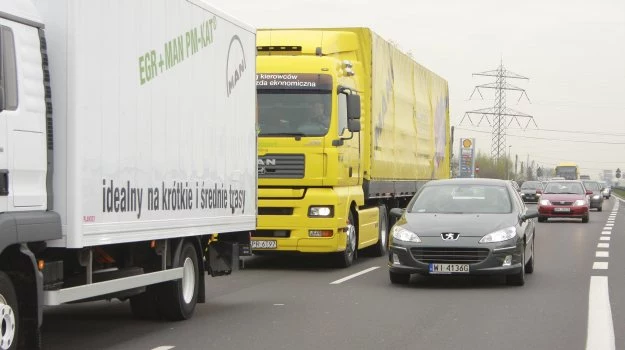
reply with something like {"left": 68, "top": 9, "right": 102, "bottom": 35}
{"left": 460, "top": 60, "right": 537, "bottom": 163}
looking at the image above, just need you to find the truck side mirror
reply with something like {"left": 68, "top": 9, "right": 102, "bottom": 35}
{"left": 347, "top": 94, "right": 361, "bottom": 120}
{"left": 347, "top": 119, "right": 360, "bottom": 132}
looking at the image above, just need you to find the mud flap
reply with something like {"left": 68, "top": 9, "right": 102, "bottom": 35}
{"left": 206, "top": 241, "right": 241, "bottom": 277}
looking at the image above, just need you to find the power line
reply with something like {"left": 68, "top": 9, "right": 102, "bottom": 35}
{"left": 454, "top": 125, "right": 625, "bottom": 137}
{"left": 455, "top": 127, "right": 625, "bottom": 145}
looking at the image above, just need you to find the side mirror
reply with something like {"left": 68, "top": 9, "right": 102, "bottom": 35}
{"left": 536, "top": 189, "right": 542, "bottom": 194}
{"left": 586, "top": 190, "right": 593, "bottom": 195}
{"left": 521, "top": 209, "right": 539, "bottom": 221}
{"left": 390, "top": 208, "right": 405, "bottom": 218}
{"left": 346, "top": 94, "right": 361, "bottom": 120}
{"left": 347, "top": 119, "right": 361, "bottom": 132}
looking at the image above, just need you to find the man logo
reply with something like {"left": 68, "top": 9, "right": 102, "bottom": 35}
{"left": 441, "top": 232, "right": 460, "bottom": 240}
{"left": 226, "top": 35, "right": 247, "bottom": 97}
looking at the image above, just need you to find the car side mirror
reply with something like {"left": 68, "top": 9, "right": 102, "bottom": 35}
{"left": 586, "top": 190, "right": 593, "bottom": 195}
{"left": 521, "top": 209, "right": 539, "bottom": 221}
{"left": 536, "top": 189, "right": 542, "bottom": 194}
{"left": 390, "top": 208, "right": 405, "bottom": 218}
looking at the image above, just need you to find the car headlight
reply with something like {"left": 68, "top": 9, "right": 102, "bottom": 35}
{"left": 539, "top": 199, "right": 551, "bottom": 206}
{"left": 592, "top": 195, "right": 600, "bottom": 200}
{"left": 391, "top": 226, "right": 421, "bottom": 242}
{"left": 537, "top": 193, "right": 542, "bottom": 196}
{"left": 574, "top": 200, "right": 586, "bottom": 206}
{"left": 520, "top": 193, "right": 525, "bottom": 196}
{"left": 308, "top": 206, "right": 334, "bottom": 217}
{"left": 479, "top": 226, "right": 517, "bottom": 243}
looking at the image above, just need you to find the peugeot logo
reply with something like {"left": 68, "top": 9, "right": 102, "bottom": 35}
{"left": 441, "top": 232, "right": 460, "bottom": 240}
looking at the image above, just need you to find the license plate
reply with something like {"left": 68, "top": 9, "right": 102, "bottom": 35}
{"left": 554, "top": 207, "right": 571, "bottom": 212}
{"left": 429, "top": 263, "right": 470, "bottom": 274}
{"left": 251, "top": 240, "right": 277, "bottom": 249}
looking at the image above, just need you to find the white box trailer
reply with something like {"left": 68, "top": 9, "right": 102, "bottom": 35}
{"left": 0, "top": 0, "right": 256, "bottom": 348}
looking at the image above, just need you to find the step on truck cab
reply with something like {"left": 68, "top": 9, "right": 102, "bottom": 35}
{"left": 0, "top": 1, "right": 256, "bottom": 348}
{"left": 254, "top": 28, "right": 451, "bottom": 267}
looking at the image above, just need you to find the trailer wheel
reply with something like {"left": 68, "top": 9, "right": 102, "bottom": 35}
{"left": 0, "top": 272, "right": 18, "bottom": 350}
{"left": 158, "top": 242, "right": 200, "bottom": 321}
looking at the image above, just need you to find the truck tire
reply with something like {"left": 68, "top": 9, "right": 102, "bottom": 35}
{"left": 129, "top": 286, "right": 160, "bottom": 320}
{"left": 367, "top": 205, "right": 388, "bottom": 257}
{"left": 0, "top": 272, "right": 18, "bottom": 350}
{"left": 158, "top": 242, "right": 200, "bottom": 321}
{"left": 334, "top": 211, "right": 357, "bottom": 268}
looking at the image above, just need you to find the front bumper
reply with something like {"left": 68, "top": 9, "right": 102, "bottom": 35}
{"left": 521, "top": 194, "right": 540, "bottom": 202}
{"left": 538, "top": 205, "right": 588, "bottom": 218}
{"left": 387, "top": 237, "right": 523, "bottom": 276}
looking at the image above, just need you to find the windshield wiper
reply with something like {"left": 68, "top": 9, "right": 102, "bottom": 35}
{"left": 261, "top": 132, "right": 306, "bottom": 137}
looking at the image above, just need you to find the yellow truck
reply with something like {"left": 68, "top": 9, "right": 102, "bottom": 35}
{"left": 255, "top": 28, "right": 450, "bottom": 267}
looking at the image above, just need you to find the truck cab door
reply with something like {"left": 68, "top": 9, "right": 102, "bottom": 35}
{"left": 337, "top": 93, "right": 360, "bottom": 186}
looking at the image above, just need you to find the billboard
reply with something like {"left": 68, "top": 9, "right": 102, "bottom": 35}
{"left": 458, "top": 138, "right": 476, "bottom": 178}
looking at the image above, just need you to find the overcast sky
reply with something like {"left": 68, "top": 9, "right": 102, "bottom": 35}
{"left": 210, "top": 0, "right": 625, "bottom": 179}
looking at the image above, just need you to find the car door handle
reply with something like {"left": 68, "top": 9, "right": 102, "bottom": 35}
{"left": 0, "top": 169, "right": 8, "bottom": 196}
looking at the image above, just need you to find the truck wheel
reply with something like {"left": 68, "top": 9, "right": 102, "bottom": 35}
{"left": 0, "top": 272, "right": 18, "bottom": 350}
{"left": 158, "top": 242, "right": 200, "bottom": 321}
{"left": 368, "top": 205, "right": 388, "bottom": 257}
{"left": 129, "top": 286, "right": 160, "bottom": 320}
{"left": 334, "top": 211, "right": 357, "bottom": 268}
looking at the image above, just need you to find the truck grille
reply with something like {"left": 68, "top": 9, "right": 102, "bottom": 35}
{"left": 410, "top": 247, "right": 490, "bottom": 264}
{"left": 258, "top": 154, "right": 305, "bottom": 178}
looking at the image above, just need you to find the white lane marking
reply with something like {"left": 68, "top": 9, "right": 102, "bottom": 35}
{"left": 273, "top": 303, "right": 285, "bottom": 306}
{"left": 596, "top": 251, "right": 609, "bottom": 258}
{"left": 330, "top": 266, "right": 380, "bottom": 284}
{"left": 152, "top": 347, "right": 175, "bottom": 350}
{"left": 600, "top": 237, "right": 611, "bottom": 241}
{"left": 605, "top": 223, "right": 614, "bottom": 227}
{"left": 603, "top": 228, "right": 612, "bottom": 232}
{"left": 593, "top": 262, "right": 609, "bottom": 269}
{"left": 585, "top": 276, "right": 615, "bottom": 350}
{"left": 598, "top": 243, "right": 610, "bottom": 248}
{"left": 602, "top": 231, "right": 611, "bottom": 235}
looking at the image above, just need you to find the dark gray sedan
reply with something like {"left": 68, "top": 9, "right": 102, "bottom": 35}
{"left": 388, "top": 178, "right": 538, "bottom": 286}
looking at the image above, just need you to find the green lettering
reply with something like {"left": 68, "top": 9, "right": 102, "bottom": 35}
{"left": 139, "top": 55, "right": 146, "bottom": 85}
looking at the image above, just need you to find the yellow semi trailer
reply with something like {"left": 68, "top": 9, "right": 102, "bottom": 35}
{"left": 254, "top": 28, "right": 450, "bottom": 267}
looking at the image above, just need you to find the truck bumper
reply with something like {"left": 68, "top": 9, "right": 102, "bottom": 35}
{"left": 254, "top": 187, "right": 348, "bottom": 253}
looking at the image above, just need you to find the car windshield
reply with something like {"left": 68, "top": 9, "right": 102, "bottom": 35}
{"left": 544, "top": 182, "right": 585, "bottom": 194}
{"left": 521, "top": 182, "right": 542, "bottom": 190}
{"left": 408, "top": 184, "right": 512, "bottom": 214}
{"left": 583, "top": 182, "right": 599, "bottom": 190}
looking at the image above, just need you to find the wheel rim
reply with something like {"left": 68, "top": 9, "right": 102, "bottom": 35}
{"left": 0, "top": 295, "right": 15, "bottom": 350}
{"left": 346, "top": 220, "right": 356, "bottom": 259}
{"left": 181, "top": 257, "right": 196, "bottom": 304}
{"left": 380, "top": 215, "right": 387, "bottom": 250}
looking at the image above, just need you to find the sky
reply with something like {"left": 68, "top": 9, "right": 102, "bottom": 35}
{"left": 210, "top": 0, "right": 625, "bottom": 180}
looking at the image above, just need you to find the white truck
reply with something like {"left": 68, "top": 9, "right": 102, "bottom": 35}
{"left": 0, "top": 0, "right": 256, "bottom": 348}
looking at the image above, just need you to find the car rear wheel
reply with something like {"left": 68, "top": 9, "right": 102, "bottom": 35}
{"left": 389, "top": 271, "right": 410, "bottom": 285}
{"left": 506, "top": 250, "right": 525, "bottom": 286}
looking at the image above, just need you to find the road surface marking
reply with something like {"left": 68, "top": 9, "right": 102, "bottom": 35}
{"left": 593, "top": 262, "right": 609, "bottom": 269}
{"left": 330, "top": 266, "right": 380, "bottom": 284}
{"left": 596, "top": 251, "right": 609, "bottom": 258}
{"left": 597, "top": 243, "right": 609, "bottom": 248}
{"left": 273, "top": 304, "right": 285, "bottom": 306}
{"left": 152, "top": 347, "right": 175, "bottom": 350}
{"left": 600, "top": 237, "right": 611, "bottom": 241}
{"left": 601, "top": 231, "right": 611, "bottom": 235}
{"left": 585, "top": 276, "right": 615, "bottom": 350}
{"left": 605, "top": 223, "right": 614, "bottom": 226}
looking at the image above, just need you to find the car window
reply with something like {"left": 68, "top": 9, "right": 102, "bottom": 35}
{"left": 544, "top": 182, "right": 584, "bottom": 194}
{"left": 408, "top": 184, "right": 512, "bottom": 214}
{"left": 521, "top": 182, "right": 541, "bottom": 190}
{"left": 583, "top": 182, "right": 599, "bottom": 190}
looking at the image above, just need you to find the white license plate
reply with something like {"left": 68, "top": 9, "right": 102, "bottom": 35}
{"left": 429, "top": 263, "right": 470, "bottom": 274}
{"left": 251, "top": 240, "right": 277, "bottom": 249}
{"left": 554, "top": 207, "right": 571, "bottom": 212}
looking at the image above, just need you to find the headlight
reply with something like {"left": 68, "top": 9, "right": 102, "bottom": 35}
{"left": 574, "top": 200, "right": 586, "bottom": 206}
{"left": 308, "top": 206, "right": 334, "bottom": 217}
{"left": 479, "top": 226, "right": 517, "bottom": 243}
{"left": 539, "top": 199, "right": 551, "bottom": 206}
{"left": 592, "top": 195, "right": 600, "bottom": 200}
{"left": 537, "top": 193, "right": 542, "bottom": 196}
{"left": 391, "top": 226, "right": 421, "bottom": 242}
{"left": 520, "top": 193, "right": 525, "bottom": 196}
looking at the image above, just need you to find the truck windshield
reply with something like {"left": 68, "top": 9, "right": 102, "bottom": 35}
{"left": 257, "top": 91, "right": 331, "bottom": 137}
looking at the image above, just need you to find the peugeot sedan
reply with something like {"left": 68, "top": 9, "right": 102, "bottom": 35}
{"left": 520, "top": 180, "right": 543, "bottom": 203}
{"left": 537, "top": 180, "right": 591, "bottom": 223}
{"left": 388, "top": 178, "right": 538, "bottom": 286}
{"left": 582, "top": 180, "right": 604, "bottom": 211}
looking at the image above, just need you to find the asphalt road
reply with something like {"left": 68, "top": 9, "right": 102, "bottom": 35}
{"left": 42, "top": 197, "right": 624, "bottom": 350}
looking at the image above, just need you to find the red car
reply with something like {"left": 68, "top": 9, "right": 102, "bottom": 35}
{"left": 537, "top": 180, "right": 591, "bottom": 223}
